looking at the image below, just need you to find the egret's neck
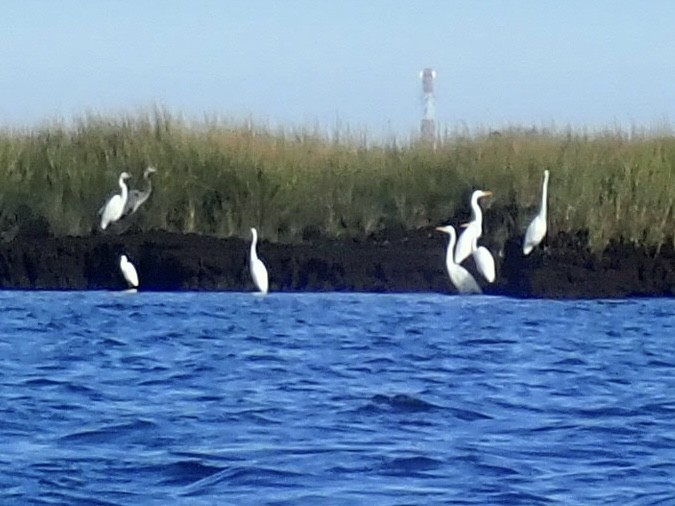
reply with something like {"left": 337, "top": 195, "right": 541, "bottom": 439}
{"left": 250, "top": 233, "right": 258, "bottom": 262}
{"left": 471, "top": 196, "right": 483, "bottom": 225}
{"left": 540, "top": 173, "right": 549, "bottom": 219}
{"left": 446, "top": 232, "right": 456, "bottom": 266}
{"left": 119, "top": 177, "right": 128, "bottom": 201}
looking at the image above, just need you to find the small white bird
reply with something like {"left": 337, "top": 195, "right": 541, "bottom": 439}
{"left": 119, "top": 254, "right": 139, "bottom": 289}
{"left": 436, "top": 225, "right": 482, "bottom": 295}
{"left": 100, "top": 172, "right": 132, "bottom": 230}
{"left": 523, "top": 170, "right": 550, "bottom": 255}
{"left": 249, "top": 227, "right": 269, "bottom": 295}
{"left": 455, "top": 190, "right": 492, "bottom": 265}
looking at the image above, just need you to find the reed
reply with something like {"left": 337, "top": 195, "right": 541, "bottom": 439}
{"left": 0, "top": 110, "right": 673, "bottom": 252}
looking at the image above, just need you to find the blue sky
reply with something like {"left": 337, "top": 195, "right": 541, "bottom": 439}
{"left": 2, "top": 1, "right": 675, "bottom": 135}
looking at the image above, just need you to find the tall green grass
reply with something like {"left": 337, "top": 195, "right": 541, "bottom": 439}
{"left": 0, "top": 110, "right": 673, "bottom": 252}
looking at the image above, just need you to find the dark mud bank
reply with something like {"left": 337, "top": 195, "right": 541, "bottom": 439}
{"left": 0, "top": 229, "right": 673, "bottom": 298}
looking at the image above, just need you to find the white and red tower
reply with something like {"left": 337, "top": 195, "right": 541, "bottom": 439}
{"left": 420, "top": 68, "right": 436, "bottom": 143}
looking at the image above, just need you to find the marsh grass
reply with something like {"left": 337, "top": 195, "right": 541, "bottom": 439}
{"left": 0, "top": 110, "right": 673, "bottom": 252}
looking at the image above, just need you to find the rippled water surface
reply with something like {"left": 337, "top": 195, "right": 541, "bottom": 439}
{"left": 1, "top": 291, "right": 674, "bottom": 505}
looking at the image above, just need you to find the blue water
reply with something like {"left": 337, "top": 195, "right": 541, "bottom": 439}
{"left": 1, "top": 291, "right": 674, "bottom": 505}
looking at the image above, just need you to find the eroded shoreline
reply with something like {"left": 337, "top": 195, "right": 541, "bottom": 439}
{"left": 0, "top": 229, "right": 673, "bottom": 298}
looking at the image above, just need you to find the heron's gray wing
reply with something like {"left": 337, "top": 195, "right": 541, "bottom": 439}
{"left": 122, "top": 189, "right": 142, "bottom": 217}
{"left": 130, "top": 188, "right": 151, "bottom": 214}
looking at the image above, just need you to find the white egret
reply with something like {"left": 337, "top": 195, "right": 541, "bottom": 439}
{"left": 454, "top": 190, "right": 492, "bottom": 265}
{"left": 249, "top": 227, "right": 269, "bottom": 295}
{"left": 467, "top": 232, "right": 496, "bottom": 283}
{"left": 119, "top": 254, "right": 139, "bottom": 289}
{"left": 523, "top": 169, "right": 550, "bottom": 255}
{"left": 436, "top": 225, "right": 482, "bottom": 295}
{"left": 122, "top": 166, "right": 157, "bottom": 218}
{"left": 100, "top": 172, "right": 132, "bottom": 230}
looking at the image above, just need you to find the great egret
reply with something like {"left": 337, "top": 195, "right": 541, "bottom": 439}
{"left": 454, "top": 190, "right": 492, "bottom": 265}
{"left": 468, "top": 233, "right": 496, "bottom": 283}
{"left": 523, "top": 169, "right": 550, "bottom": 255}
{"left": 119, "top": 254, "right": 139, "bottom": 289}
{"left": 100, "top": 172, "right": 132, "bottom": 230}
{"left": 436, "top": 225, "right": 482, "bottom": 295}
{"left": 250, "top": 227, "right": 269, "bottom": 295}
{"left": 122, "top": 166, "right": 157, "bottom": 218}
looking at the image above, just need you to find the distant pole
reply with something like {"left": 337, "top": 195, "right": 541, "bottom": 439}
{"left": 420, "top": 68, "right": 436, "bottom": 144}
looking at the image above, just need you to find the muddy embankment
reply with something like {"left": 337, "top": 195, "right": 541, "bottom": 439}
{"left": 0, "top": 221, "right": 673, "bottom": 298}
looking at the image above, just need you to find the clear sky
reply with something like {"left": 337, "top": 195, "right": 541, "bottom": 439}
{"left": 2, "top": 1, "right": 675, "bottom": 135}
